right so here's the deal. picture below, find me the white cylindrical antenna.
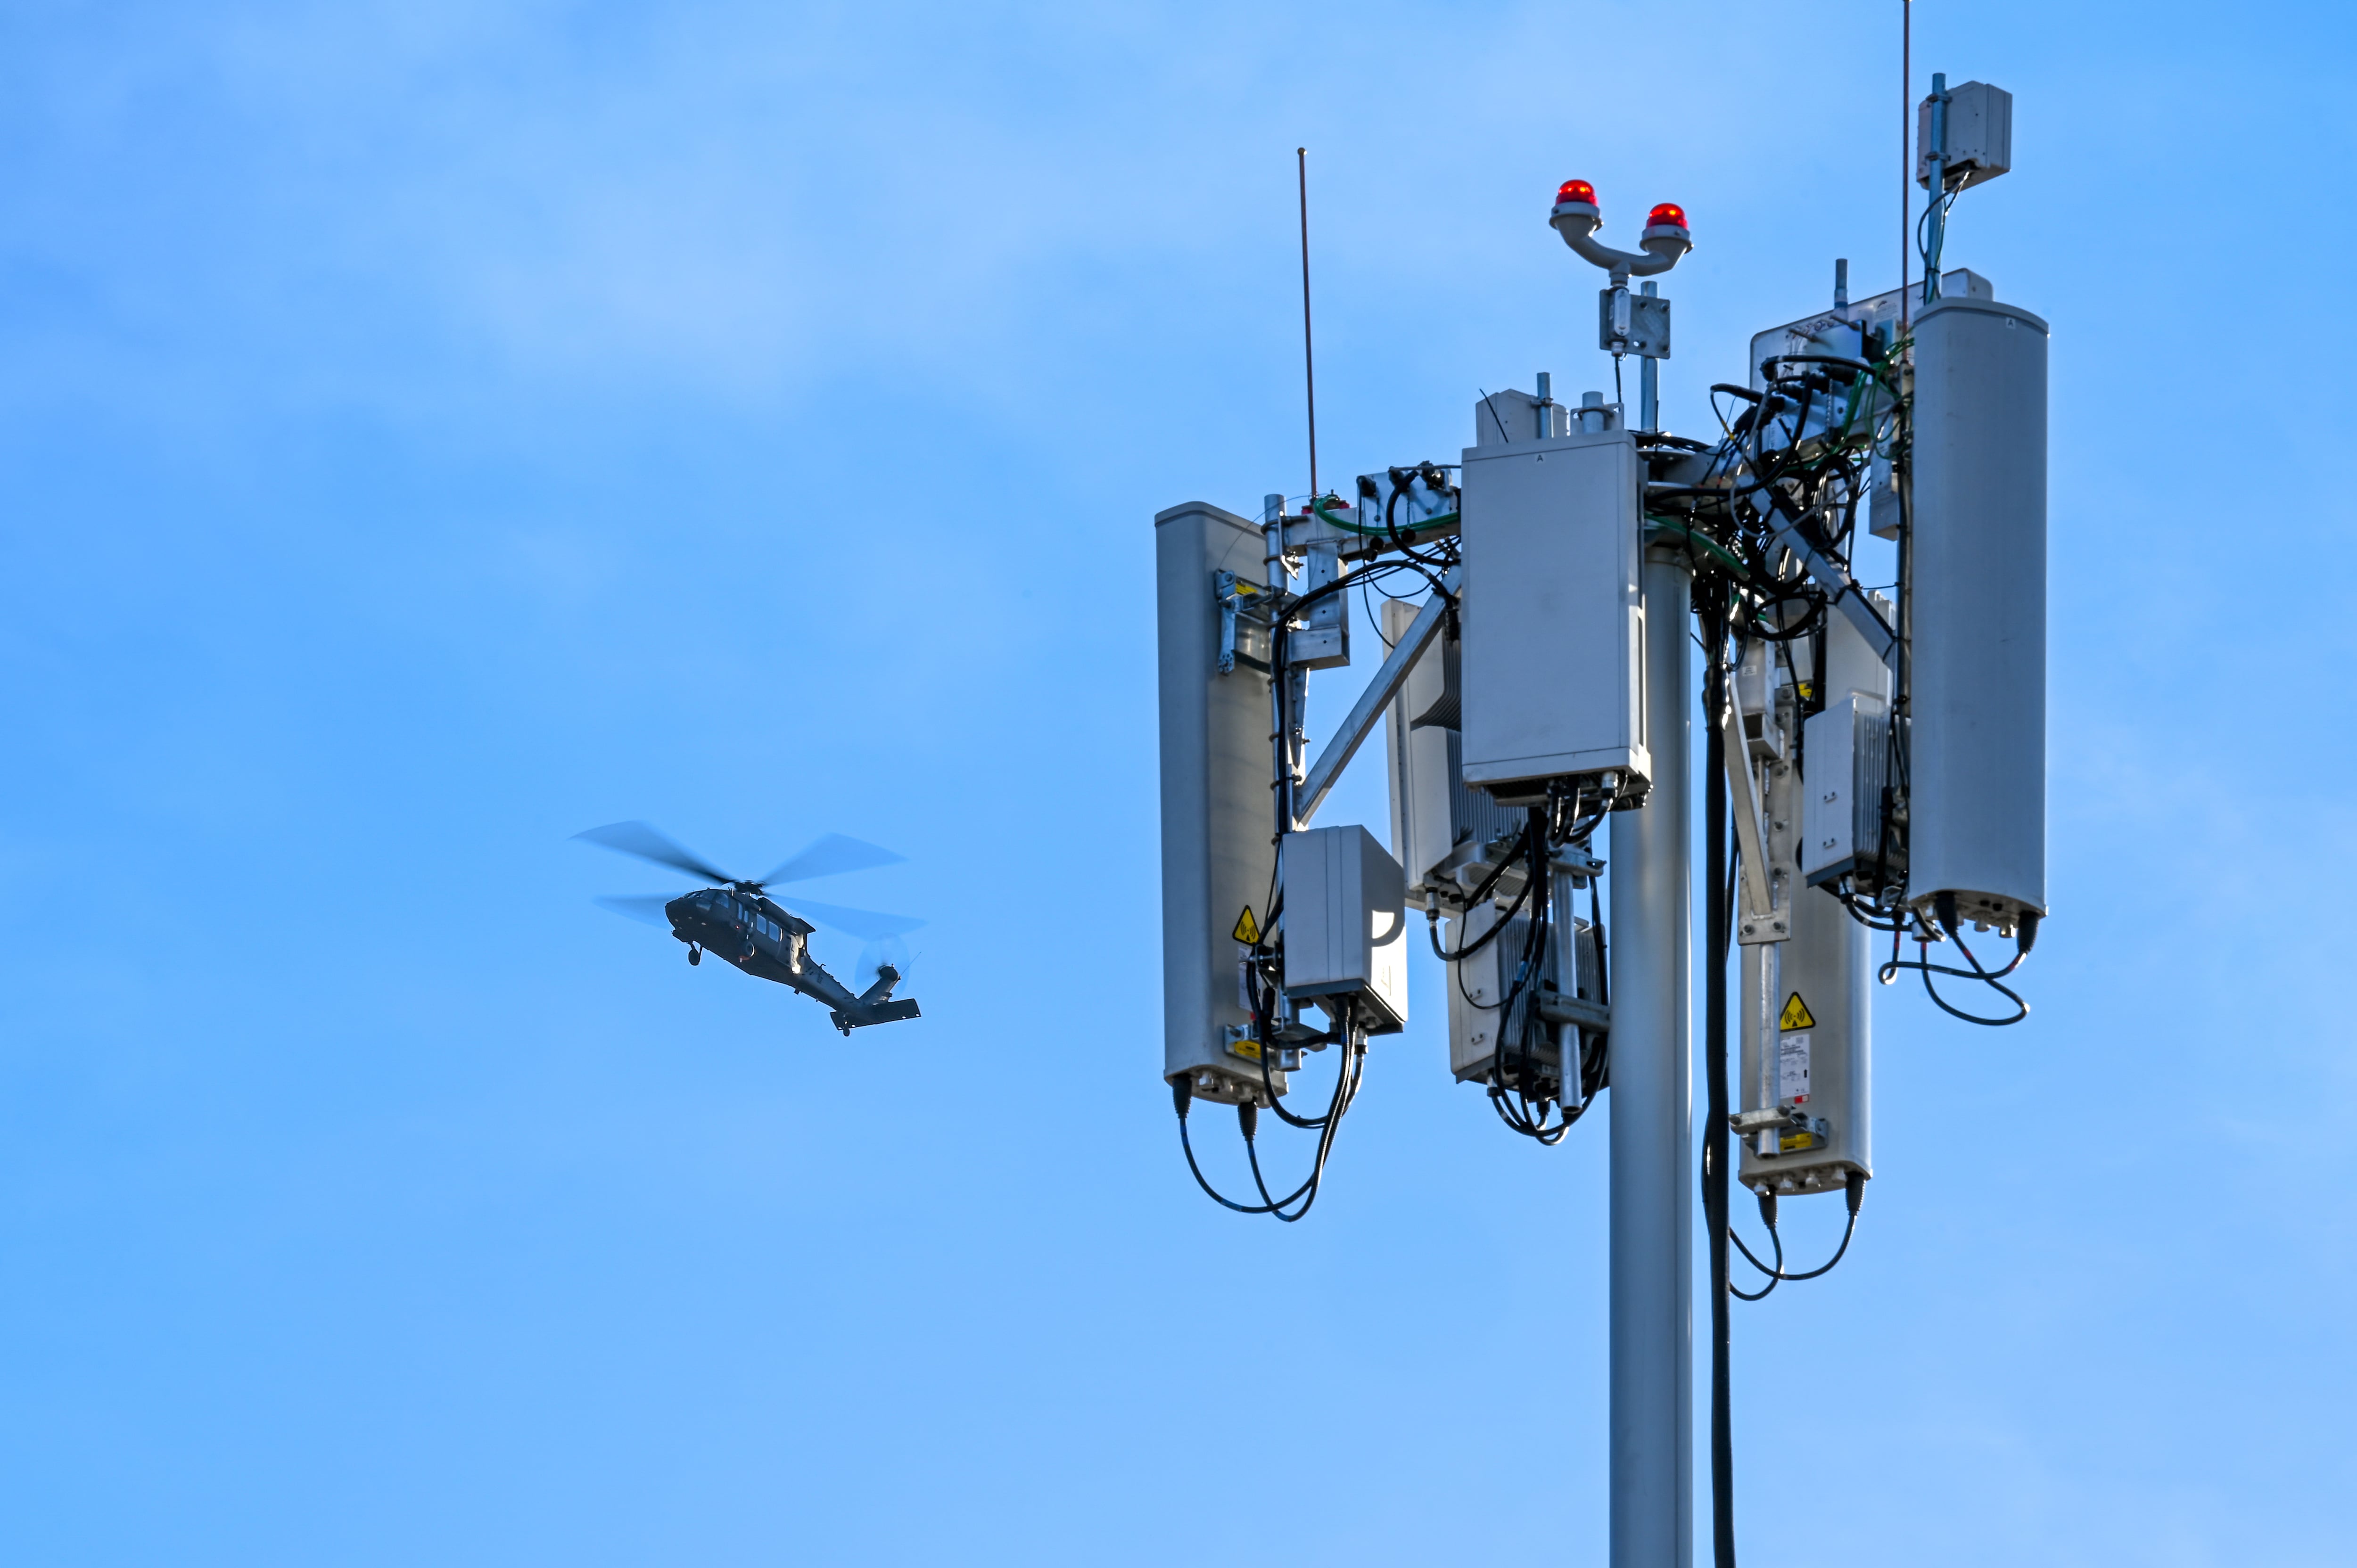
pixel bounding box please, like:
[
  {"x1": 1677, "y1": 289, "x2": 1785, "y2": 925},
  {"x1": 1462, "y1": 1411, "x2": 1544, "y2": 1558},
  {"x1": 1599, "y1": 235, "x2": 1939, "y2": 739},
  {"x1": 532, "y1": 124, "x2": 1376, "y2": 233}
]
[{"x1": 1909, "y1": 296, "x2": 2049, "y2": 938}]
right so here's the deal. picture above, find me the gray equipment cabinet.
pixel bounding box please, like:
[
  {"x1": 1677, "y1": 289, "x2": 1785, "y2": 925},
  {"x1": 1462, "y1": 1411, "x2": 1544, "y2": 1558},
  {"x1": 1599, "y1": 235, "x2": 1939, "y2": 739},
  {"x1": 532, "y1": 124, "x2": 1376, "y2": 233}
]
[
  {"x1": 1281, "y1": 824, "x2": 1410, "y2": 1034},
  {"x1": 1458, "y1": 427, "x2": 1648, "y2": 803},
  {"x1": 1155, "y1": 501, "x2": 1283, "y2": 1105}
]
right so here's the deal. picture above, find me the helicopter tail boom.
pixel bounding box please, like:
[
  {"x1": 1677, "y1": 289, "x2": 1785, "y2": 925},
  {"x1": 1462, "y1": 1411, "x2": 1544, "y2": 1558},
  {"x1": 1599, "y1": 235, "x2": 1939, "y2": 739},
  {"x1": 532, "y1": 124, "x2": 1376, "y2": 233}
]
[{"x1": 824, "y1": 963, "x2": 920, "y2": 1032}]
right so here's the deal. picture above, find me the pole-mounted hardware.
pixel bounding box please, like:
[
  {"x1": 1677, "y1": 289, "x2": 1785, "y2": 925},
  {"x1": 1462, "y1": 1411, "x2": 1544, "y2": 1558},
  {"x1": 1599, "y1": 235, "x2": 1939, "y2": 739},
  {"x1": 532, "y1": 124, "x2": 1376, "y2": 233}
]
[{"x1": 1549, "y1": 180, "x2": 1690, "y2": 365}]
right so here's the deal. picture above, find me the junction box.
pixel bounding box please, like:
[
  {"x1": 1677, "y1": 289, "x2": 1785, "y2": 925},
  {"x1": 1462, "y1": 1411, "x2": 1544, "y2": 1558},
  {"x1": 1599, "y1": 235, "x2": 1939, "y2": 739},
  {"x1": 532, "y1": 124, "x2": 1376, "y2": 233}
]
[
  {"x1": 1458, "y1": 420, "x2": 1648, "y2": 804},
  {"x1": 1281, "y1": 824, "x2": 1410, "y2": 1034}
]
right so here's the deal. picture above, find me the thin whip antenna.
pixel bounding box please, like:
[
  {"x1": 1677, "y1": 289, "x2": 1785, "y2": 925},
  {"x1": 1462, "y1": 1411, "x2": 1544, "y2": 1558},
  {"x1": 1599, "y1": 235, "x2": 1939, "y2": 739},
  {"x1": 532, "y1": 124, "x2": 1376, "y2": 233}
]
[
  {"x1": 1298, "y1": 147, "x2": 1318, "y2": 503},
  {"x1": 1900, "y1": 1, "x2": 1912, "y2": 329}
]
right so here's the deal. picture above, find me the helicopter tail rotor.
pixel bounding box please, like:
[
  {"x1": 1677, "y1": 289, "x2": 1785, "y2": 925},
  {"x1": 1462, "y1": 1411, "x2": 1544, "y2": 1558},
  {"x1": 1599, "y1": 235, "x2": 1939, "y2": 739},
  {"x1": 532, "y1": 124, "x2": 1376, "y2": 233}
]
[{"x1": 851, "y1": 934, "x2": 915, "y2": 997}]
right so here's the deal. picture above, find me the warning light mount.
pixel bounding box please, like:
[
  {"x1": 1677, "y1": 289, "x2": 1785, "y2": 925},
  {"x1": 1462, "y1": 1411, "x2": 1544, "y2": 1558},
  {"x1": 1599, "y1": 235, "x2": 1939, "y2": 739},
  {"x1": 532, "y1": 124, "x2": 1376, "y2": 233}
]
[
  {"x1": 1549, "y1": 179, "x2": 1690, "y2": 365},
  {"x1": 1549, "y1": 180, "x2": 1693, "y2": 283}
]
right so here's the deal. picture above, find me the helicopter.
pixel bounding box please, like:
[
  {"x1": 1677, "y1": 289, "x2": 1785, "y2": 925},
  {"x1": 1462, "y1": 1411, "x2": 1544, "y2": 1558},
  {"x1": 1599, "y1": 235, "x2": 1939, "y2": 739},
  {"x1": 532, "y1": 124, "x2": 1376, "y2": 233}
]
[{"x1": 575, "y1": 821, "x2": 923, "y2": 1034}]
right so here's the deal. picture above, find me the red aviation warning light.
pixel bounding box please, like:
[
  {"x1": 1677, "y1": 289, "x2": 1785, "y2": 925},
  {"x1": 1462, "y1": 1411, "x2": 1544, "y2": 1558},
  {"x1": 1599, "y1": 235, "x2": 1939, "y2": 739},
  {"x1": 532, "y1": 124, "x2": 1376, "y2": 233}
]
[
  {"x1": 1550, "y1": 178, "x2": 1686, "y2": 274},
  {"x1": 1552, "y1": 180, "x2": 1603, "y2": 242}
]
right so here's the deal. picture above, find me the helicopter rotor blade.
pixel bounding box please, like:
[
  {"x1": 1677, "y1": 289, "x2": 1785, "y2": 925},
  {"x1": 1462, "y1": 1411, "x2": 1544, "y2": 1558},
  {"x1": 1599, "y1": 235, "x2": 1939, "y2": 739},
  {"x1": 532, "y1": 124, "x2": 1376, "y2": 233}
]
[
  {"x1": 790, "y1": 899, "x2": 925, "y2": 942},
  {"x1": 758, "y1": 832, "x2": 907, "y2": 888},
  {"x1": 572, "y1": 821, "x2": 738, "y2": 886},
  {"x1": 592, "y1": 894, "x2": 681, "y2": 928}
]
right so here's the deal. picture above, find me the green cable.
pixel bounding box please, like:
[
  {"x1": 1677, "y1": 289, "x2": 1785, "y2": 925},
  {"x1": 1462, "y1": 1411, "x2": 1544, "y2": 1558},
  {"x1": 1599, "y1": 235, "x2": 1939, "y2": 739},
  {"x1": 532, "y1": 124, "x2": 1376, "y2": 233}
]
[
  {"x1": 1310, "y1": 500, "x2": 1387, "y2": 536},
  {"x1": 1645, "y1": 515, "x2": 1750, "y2": 580},
  {"x1": 1310, "y1": 500, "x2": 1459, "y2": 538}
]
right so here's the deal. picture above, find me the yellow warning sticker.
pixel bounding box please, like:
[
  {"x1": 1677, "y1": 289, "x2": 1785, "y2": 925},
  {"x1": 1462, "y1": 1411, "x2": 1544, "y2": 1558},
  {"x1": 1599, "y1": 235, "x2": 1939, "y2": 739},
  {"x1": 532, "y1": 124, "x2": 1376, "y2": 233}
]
[
  {"x1": 1228, "y1": 1036, "x2": 1262, "y2": 1061},
  {"x1": 1232, "y1": 906, "x2": 1261, "y2": 944},
  {"x1": 1779, "y1": 993, "x2": 1816, "y2": 1032}
]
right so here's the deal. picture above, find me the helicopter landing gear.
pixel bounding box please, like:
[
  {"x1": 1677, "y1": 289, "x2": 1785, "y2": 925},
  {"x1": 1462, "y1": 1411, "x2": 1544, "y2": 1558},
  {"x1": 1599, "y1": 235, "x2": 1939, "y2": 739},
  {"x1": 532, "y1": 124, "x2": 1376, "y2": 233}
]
[{"x1": 687, "y1": 944, "x2": 702, "y2": 967}]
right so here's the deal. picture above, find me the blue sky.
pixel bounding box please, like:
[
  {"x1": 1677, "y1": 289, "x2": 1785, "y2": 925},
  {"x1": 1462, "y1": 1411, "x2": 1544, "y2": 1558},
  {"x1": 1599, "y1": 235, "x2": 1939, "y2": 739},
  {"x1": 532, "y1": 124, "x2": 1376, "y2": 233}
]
[{"x1": 1, "y1": 1, "x2": 2350, "y2": 1562}]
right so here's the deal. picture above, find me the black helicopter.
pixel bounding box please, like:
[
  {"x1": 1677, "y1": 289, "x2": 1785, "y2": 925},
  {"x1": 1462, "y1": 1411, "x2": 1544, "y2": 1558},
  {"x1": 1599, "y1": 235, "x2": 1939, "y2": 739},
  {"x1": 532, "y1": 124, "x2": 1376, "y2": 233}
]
[{"x1": 575, "y1": 821, "x2": 923, "y2": 1034}]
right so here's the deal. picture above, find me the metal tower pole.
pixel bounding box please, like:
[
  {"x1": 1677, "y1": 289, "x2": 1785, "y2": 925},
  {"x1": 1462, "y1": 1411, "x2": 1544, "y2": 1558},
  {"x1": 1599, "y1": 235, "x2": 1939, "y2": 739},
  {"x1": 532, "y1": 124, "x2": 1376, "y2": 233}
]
[{"x1": 1609, "y1": 544, "x2": 1695, "y2": 1568}]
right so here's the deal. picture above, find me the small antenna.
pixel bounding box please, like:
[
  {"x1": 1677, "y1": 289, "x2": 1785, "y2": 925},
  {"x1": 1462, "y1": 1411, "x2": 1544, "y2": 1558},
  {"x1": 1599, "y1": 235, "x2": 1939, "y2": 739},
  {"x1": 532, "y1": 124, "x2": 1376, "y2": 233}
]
[
  {"x1": 1298, "y1": 147, "x2": 1319, "y2": 504},
  {"x1": 1900, "y1": 0, "x2": 1912, "y2": 328},
  {"x1": 1477, "y1": 388, "x2": 1513, "y2": 445}
]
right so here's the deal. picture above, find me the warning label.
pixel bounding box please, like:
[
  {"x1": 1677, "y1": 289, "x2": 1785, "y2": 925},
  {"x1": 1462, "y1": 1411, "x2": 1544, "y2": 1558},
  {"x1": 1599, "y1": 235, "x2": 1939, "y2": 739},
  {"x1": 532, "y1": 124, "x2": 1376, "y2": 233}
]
[
  {"x1": 1232, "y1": 906, "x2": 1261, "y2": 944},
  {"x1": 1779, "y1": 992, "x2": 1816, "y2": 1032},
  {"x1": 1778, "y1": 1030, "x2": 1812, "y2": 1104}
]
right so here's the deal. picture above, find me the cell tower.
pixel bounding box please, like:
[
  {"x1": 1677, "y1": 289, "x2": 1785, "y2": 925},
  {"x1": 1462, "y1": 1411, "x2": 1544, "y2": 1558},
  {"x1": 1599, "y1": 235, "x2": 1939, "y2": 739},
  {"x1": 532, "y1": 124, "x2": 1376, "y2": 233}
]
[{"x1": 1152, "y1": 75, "x2": 2035, "y2": 1567}]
